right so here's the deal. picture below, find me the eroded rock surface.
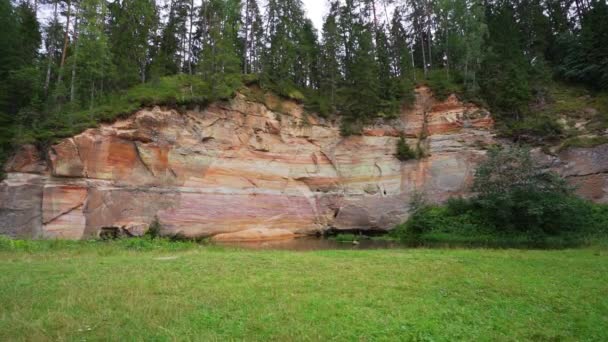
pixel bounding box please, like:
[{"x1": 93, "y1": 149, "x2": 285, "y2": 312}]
[{"x1": 8, "y1": 85, "x2": 603, "y2": 240}]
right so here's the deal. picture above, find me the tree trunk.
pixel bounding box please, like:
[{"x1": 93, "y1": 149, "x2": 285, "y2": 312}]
[
  {"x1": 44, "y1": 1, "x2": 59, "y2": 96},
  {"x1": 243, "y1": 0, "x2": 250, "y2": 74},
  {"x1": 371, "y1": 0, "x2": 378, "y2": 32},
  {"x1": 445, "y1": 22, "x2": 449, "y2": 79},
  {"x1": 421, "y1": 33, "x2": 427, "y2": 78},
  {"x1": 188, "y1": 0, "x2": 194, "y2": 75},
  {"x1": 57, "y1": 0, "x2": 72, "y2": 85},
  {"x1": 426, "y1": 2, "x2": 432, "y2": 70},
  {"x1": 70, "y1": 14, "x2": 79, "y2": 103},
  {"x1": 141, "y1": 60, "x2": 146, "y2": 83},
  {"x1": 411, "y1": 49, "x2": 416, "y2": 82},
  {"x1": 90, "y1": 83, "x2": 95, "y2": 110}
]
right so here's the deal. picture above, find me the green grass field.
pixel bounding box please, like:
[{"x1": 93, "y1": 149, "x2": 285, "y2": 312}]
[{"x1": 0, "y1": 240, "x2": 607, "y2": 341}]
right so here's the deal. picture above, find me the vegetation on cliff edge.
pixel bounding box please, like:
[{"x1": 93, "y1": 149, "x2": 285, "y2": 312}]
[{"x1": 3, "y1": 0, "x2": 608, "y2": 168}]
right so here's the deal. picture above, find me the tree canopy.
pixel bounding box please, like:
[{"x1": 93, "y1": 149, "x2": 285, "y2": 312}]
[{"x1": 1, "y1": 0, "x2": 607, "y2": 165}]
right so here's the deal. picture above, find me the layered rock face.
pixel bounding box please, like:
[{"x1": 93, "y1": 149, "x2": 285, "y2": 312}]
[{"x1": 2, "y1": 86, "x2": 602, "y2": 240}]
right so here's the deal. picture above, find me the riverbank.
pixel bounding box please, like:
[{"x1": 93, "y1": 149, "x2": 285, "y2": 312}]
[{"x1": 0, "y1": 239, "x2": 606, "y2": 340}]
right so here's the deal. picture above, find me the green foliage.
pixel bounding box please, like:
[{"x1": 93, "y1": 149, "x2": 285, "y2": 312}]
[
  {"x1": 0, "y1": 235, "x2": 198, "y2": 253},
  {"x1": 15, "y1": 75, "x2": 221, "y2": 145},
  {"x1": 1, "y1": 244, "x2": 608, "y2": 340},
  {"x1": 560, "y1": 136, "x2": 608, "y2": 151},
  {"x1": 330, "y1": 234, "x2": 359, "y2": 243},
  {"x1": 470, "y1": 146, "x2": 582, "y2": 235},
  {"x1": 339, "y1": 119, "x2": 364, "y2": 137},
  {"x1": 395, "y1": 137, "x2": 417, "y2": 161},
  {"x1": 556, "y1": 1, "x2": 608, "y2": 90},
  {"x1": 425, "y1": 70, "x2": 462, "y2": 101},
  {"x1": 146, "y1": 217, "x2": 162, "y2": 239},
  {"x1": 108, "y1": 0, "x2": 159, "y2": 88},
  {"x1": 394, "y1": 146, "x2": 608, "y2": 244},
  {"x1": 500, "y1": 113, "x2": 564, "y2": 140},
  {"x1": 198, "y1": 0, "x2": 243, "y2": 100},
  {"x1": 392, "y1": 203, "x2": 488, "y2": 243}
]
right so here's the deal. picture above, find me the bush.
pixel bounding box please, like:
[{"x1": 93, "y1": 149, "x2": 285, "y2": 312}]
[
  {"x1": 395, "y1": 137, "x2": 417, "y2": 161},
  {"x1": 471, "y1": 146, "x2": 584, "y2": 235},
  {"x1": 474, "y1": 189, "x2": 592, "y2": 235},
  {"x1": 340, "y1": 119, "x2": 364, "y2": 136},
  {"x1": 13, "y1": 74, "x2": 234, "y2": 146},
  {"x1": 426, "y1": 70, "x2": 463, "y2": 101},
  {"x1": 146, "y1": 217, "x2": 162, "y2": 239},
  {"x1": 502, "y1": 113, "x2": 564, "y2": 140},
  {"x1": 392, "y1": 203, "x2": 488, "y2": 243},
  {"x1": 393, "y1": 146, "x2": 608, "y2": 245}
]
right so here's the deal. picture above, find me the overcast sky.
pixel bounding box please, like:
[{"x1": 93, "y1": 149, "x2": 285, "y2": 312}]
[
  {"x1": 302, "y1": 0, "x2": 329, "y2": 31},
  {"x1": 38, "y1": 0, "x2": 330, "y2": 29}
]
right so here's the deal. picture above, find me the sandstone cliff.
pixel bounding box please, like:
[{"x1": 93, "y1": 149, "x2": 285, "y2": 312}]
[{"x1": 0, "y1": 86, "x2": 605, "y2": 240}]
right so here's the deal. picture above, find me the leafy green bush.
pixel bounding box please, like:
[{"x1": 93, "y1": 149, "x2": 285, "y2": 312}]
[
  {"x1": 395, "y1": 137, "x2": 417, "y2": 161},
  {"x1": 12, "y1": 74, "x2": 238, "y2": 146},
  {"x1": 502, "y1": 113, "x2": 564, "y2": 140},
  {"x1": 146, "y1": 217, "x2": 162, "y2": 239},
  {"x1": 340, "y1": 119, "x2": 364, "y2": 136},
  {"x1": 393, "y1": 146, "x2": 608, "y2": 245},
  {"x1": 392, "y1": 201, "x2": 489, "y2": 243},
  {"x1": 425, "y1": 70, "x2": 463, "y2": 101},
  {"x1": 471, "y1": 146, "x2": 583, "y2": 235}
]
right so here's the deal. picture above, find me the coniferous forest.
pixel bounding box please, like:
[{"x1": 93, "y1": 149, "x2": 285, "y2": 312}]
[{"x1": 1, "y1": 0, "x2": 607, "y2": 166}]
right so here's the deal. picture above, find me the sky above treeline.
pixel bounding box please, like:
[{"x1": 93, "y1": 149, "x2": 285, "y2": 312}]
[
  {"x1": 38, "y1": 0, "x2": 331, "y2": 31},
  {"x1": 302, "y1": 0, "x2": 329, "y2": 30}
]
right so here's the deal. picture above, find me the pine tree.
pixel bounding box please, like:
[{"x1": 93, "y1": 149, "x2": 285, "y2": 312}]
[
  {"x1": 151, "y1": 0, "x2": 184, "y2": 78},
  {"x1": 341, "y1": 21, "x2": 381, "y2": 121},
  {"x1": 389, "y1": 7, "x2": 414, "y2": 82},
  {"x1": 108, "y1": 0, "x2": 159, "y2": 87},
  {"x1": 199, "y1": 0, "x2": 242, "y2": 99},
  {"x1": 70, "y1": 0, "x2": 114, "y2": 108},
  {"x1": 319, "y1": 1, "x2": 342, "y2": 111},
  {"x1": 376, "y1": 27, "x2": 398, "y2": 113},
  {"x1": 557, "y1": 0, "x2": 608, "y2": 89},
  {"x1": 0, "y1": 0, "x2": 20, "y2": 114},
  {"x1": 262, "y1": 0, "x2": 307, "y2": 91},
  {"x1": 479, "y1": 2, "x2": 530, "y2": 118},
  {"x1": 42, "y1": 0, "x2": 63, "y2": 96},
  {"x1": 241, "y1": 0, "x2": 263, "y2": 74},
  {"x1": 295, "y1": 19, "x2": 320, "y2": 89}
]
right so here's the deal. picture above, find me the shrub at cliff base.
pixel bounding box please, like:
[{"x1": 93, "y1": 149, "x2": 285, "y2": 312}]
[{"x1": 394, "y1": 146, "x2": 608, "y2": 245}]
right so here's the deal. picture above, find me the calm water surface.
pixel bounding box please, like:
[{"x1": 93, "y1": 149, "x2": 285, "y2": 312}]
[{"x1": 213, "y1": 237, "x2": 406, "y2": 251}]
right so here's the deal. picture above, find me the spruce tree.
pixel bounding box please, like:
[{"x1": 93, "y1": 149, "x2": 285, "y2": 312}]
[
  {"x1": 262, "y1": 0, "x2": 307, "y2": 92},
  {"x1": 0, "y1": 0, "x2": 20, "y2": 114},
  {"x1": 341, "y1": 22, "x2": 380, "y2": 121},
  {"x1": 70, "y1": 0, "x2": 114, "y2": 108},
  {"x1": 108, "y1": 0, "x2": 159, "y2": 87},
  {"x1": 319, "y1": 1, "x2": 342, "y2": 112},
  {"x1": 241, "y1": 0, "x2": 263, "y2": 74},
  {"x1": 199, "y1": 0, "x2": 242, "y2": 99}
]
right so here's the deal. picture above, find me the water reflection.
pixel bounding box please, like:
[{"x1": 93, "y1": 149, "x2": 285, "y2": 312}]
[
  {"x1": 211, "y1": 236, "x2": 579, "y2": 251},
  {"x1": 213, "y1": 236, "x2": 406, "y2": 251}
]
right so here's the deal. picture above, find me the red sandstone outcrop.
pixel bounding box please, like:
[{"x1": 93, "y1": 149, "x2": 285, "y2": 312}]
[{"x1": 1, "y1": 86, "x2": 604, "y2": 240}]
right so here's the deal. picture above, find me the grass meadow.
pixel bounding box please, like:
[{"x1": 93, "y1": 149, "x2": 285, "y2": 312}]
[{"x1": 0, "y1": 239, "x2": 607, "y2": 341}]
